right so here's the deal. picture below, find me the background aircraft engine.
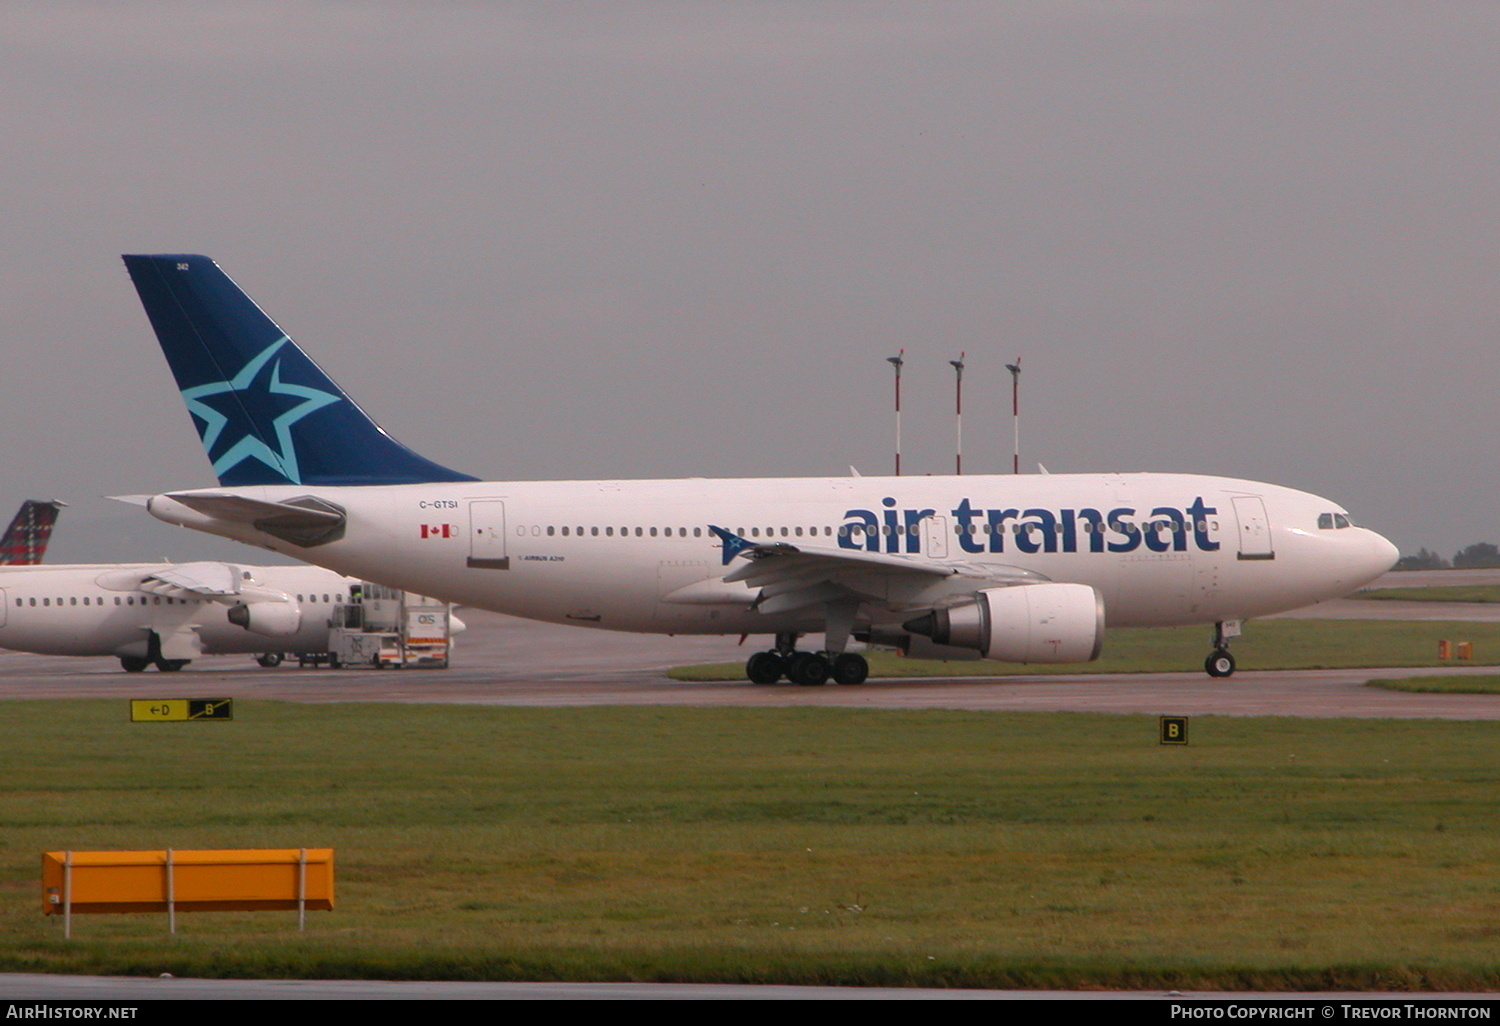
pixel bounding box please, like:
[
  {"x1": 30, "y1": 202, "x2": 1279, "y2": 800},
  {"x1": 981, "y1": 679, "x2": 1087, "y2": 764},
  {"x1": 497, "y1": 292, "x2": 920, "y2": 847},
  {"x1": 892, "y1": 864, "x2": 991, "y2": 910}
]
[
  {"x1": 226, "y1": 601, "x2": 302, "y2": 637},
  {"x1": 903, "y1": 583, "x2": 1104, "y2": 664}
]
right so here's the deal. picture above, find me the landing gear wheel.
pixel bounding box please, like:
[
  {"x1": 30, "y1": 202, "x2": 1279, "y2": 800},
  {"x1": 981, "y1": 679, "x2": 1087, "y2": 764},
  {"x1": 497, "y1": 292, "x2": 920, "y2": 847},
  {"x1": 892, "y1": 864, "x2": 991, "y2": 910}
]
[
  {"x1": 155, "y1": 659, "x2": 188, "y2": 672},
  {"x1": 830, "y1": 652, "x2": 869, "y2": 685},
  {"x1": 787, "y1": 652, "x2": 830, "y2": 687},
  {"x1": 1204, "y1": 649, "x2": 1236, "y2": 678},
  {"x1": 256, "y1": 652, "x2": 284, "y2": 668},
  {"x1": 328, "y1": 654, "x2": 342, "y2": 669},
  {"x1": 120, "y1": 656, "x2": 148, "y2": 673},
  {"x1": 745, "y1": 651, "x2": 785, "y2": 684}
]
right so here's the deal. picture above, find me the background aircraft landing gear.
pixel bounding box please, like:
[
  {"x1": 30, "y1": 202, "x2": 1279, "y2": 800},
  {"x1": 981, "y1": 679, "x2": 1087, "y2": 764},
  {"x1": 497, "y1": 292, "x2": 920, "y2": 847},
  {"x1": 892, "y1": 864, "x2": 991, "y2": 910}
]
[
  {"x1": 154, "y1": 659, "x2": 188, "y2": 672},
  {"x1": 120, "y1": 656, "x2": 148, "y2": 673},
  {"x1": 256, "y1": 652, "x2": 284, "y2": 668}
]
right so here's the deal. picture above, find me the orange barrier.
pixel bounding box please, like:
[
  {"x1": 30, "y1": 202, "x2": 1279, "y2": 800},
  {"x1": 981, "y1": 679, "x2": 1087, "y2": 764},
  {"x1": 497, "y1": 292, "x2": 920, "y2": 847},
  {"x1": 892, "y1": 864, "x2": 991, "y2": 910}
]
[
  {"x1": 43, "y1": 848, "x2": 333, "y2": 937},
  {"x1": 1457, "y1": 641, "x2": 1473, "y2": 660}
]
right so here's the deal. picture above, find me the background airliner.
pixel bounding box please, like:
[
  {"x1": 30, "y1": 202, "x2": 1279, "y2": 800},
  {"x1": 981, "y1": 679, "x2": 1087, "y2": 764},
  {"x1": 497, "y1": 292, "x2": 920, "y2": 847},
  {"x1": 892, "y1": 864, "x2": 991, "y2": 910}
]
[
  {"x1": 119, "y1": 254, "x2": 1398, "y2": 684},
  {"x1": 0, "y1": 558, "x2": 359, "y2": 671}
]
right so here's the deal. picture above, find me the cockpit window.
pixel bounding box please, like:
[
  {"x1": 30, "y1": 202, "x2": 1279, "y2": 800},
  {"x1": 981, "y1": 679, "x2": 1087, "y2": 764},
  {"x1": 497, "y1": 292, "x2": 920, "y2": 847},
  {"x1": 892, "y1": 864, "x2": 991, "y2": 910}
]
[
  {"x1": 1318, "y1": 512, "x2": 1353, "y2": 530},
  {"x1": 1334, "y1": 513, "x2": 1351, "y2": 529}
]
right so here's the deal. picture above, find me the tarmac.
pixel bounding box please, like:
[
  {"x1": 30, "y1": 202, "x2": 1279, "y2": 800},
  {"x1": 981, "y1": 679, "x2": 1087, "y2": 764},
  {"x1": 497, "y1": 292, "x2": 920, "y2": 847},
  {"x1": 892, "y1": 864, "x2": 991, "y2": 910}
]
[{"x1": 1, "y1": 570, "x2": 1497, "y2": 720}]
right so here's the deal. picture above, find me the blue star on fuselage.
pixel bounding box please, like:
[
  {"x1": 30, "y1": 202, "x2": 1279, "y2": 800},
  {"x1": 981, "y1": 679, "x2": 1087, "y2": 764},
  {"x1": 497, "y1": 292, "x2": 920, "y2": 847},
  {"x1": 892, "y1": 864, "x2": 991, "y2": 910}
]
[{"x1": 180, "y1": 337, "x2": 342, "y2": 484}]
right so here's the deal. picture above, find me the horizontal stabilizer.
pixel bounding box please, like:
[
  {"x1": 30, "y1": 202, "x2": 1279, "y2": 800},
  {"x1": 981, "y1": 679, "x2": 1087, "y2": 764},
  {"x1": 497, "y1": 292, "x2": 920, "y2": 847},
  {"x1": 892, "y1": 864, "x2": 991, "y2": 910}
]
[
  {"x1": 160, "y1": 492, "x2": 347, "y2": 548},
  {"x1": 164, "y1": 492, "x2": 343, "y2": 527}
]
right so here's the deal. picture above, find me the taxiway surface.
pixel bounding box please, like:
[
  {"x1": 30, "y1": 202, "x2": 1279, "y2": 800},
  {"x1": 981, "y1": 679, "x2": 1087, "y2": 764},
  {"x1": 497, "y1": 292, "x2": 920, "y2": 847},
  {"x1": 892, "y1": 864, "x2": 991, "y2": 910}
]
[{"x1": 2, "y1": 570, "x2": 1497, "y2": 718}]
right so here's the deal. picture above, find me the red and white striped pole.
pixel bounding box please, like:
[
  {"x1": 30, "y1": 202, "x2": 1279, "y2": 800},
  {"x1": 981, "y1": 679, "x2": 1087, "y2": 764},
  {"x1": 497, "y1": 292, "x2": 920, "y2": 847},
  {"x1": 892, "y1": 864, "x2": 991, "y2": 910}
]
[
  {"x1": 887, "y1": 350, "x2": 905, "y2": 476},
  {"x1": 1006, "y1": 357, "x2": 1021, "y2": 474},
  {"x1": 950, "y1": 352, "x2": 965, "y2": 475}
]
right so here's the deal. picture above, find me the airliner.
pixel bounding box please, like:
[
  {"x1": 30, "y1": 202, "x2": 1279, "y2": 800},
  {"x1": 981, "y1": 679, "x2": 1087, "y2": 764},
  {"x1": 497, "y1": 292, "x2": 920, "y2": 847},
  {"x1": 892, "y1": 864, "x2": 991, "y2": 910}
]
[
  {"x1": 118, "y1": 254, "x2": 1399, "y2": 685},
  {"x1": 0, "y1": 557, "x2": 360, "y2": 671}
]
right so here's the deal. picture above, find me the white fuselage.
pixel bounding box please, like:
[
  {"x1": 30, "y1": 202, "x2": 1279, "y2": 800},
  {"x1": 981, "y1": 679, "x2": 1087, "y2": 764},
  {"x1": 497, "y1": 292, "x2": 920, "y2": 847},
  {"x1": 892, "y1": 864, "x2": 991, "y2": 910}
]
[
  {"x1": 0, "y1": 563, "x2": 356, "y2": 659},
  {"x1": 145, "y1": 472, "x2": 1398, "y2": 639}
]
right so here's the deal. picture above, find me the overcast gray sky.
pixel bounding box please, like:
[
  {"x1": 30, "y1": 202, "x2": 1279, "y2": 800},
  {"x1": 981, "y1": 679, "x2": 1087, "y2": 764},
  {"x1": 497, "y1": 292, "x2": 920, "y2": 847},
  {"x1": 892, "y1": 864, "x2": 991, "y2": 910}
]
[{"x1": 1, "y1": 1, "x2": 1496, "y2": 563}]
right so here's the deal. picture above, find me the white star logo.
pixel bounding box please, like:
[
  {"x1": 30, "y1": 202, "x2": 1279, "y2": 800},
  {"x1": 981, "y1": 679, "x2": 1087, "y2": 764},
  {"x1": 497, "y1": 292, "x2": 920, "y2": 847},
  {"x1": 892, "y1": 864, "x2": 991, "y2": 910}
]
[{"x1": 180, "y1": 337, "x2": 342, "y2": 484}]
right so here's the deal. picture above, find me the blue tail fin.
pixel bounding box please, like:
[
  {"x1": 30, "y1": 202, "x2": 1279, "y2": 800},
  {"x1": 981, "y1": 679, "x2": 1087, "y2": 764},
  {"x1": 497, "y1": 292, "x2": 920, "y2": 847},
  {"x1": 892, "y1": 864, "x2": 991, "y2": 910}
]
[{"x1": 122, "y1": 254, "x2": 476, "y2": 487}]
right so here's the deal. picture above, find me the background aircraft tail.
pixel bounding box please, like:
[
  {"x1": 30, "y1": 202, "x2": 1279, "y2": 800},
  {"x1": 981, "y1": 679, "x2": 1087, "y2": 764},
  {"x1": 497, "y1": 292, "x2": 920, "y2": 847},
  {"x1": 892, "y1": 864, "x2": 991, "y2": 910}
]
[
  {"x1": 0, "y1": 500, "x2": 64, "y2": 565},
  {"x1": 122, "y1": 254, "x2": 476, "y2": 488}
]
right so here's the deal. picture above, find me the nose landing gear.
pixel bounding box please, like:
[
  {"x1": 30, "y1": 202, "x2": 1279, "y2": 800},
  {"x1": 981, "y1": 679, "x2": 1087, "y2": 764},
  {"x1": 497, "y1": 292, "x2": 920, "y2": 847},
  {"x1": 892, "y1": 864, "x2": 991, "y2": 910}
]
[
  {"x1": 1204, "y1": 649, "x2": 1236, "y2": 677},
  {"x1": 1204, "y1": 620, "x2": 1239, "y2": 677}
]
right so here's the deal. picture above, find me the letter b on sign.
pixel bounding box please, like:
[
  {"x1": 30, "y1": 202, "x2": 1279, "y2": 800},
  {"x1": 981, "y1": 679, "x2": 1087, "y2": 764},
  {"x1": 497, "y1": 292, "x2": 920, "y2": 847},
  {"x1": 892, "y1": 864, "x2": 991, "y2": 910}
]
[{"x1": 1159, "y1": 716, "x2": 1188, "y2": 745}]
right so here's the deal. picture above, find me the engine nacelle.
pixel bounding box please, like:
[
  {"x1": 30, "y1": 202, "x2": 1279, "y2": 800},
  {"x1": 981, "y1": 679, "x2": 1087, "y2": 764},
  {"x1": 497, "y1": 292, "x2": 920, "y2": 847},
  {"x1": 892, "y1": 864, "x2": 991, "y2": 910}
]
[
  {"x1": 902, "y1": 583, "x2": 1104, "y2": 664},
  {"x1": 227, "y1": 601, "x2": 302, "y2": 637}
]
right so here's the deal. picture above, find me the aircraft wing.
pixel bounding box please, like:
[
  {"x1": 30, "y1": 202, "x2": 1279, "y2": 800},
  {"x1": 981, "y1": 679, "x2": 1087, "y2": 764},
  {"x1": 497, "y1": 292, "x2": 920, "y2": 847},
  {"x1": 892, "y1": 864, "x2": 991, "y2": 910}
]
[
  {"x1": 709, "y1": 526, "x2": 1045, "y2": 615},
  {"x1": 94, "y1": 560, "x2": 295, "y2": 608},
  {"x1": 138, "y1": 561, "x2": 245, "y2": 598}
]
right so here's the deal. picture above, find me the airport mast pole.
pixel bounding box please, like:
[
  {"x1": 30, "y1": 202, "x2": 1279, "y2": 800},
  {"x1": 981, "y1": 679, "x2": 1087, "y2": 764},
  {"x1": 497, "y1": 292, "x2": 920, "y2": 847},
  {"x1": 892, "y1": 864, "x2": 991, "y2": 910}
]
[
  {"x1": 950, "y1": 352, "x2": 965, "y2": 475},
  {"x1": 1006, "y1": 358, "x2": 1021, "y2": 474},
  {"x1": 887, "y1": 350, "x2": 904, "y2": 476}
]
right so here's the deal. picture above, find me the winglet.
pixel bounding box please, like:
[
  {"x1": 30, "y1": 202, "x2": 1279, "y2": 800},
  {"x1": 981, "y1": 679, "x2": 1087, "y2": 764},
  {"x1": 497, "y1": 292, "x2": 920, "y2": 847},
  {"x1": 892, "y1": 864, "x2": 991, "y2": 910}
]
[
  {"x1": 708, "y1": 525, "x2": 758, "y2": 566},
  {"x1": 122, "y1": 254, "x2": 477, "y2": 487}
]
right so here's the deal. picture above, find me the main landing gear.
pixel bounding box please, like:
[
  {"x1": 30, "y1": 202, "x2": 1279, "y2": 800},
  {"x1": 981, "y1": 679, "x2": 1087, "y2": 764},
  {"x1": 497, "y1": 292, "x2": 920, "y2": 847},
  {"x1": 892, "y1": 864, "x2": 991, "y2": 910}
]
[
  {"x1": 1204, "y1": 620, "x2": 1237, "y2": 678},
  {"x1": 745, "y1": 632, "x2": 868, "y2": 686},
  {"x1": 118, "y1": 655, "x2": 188, "y2": 672}
]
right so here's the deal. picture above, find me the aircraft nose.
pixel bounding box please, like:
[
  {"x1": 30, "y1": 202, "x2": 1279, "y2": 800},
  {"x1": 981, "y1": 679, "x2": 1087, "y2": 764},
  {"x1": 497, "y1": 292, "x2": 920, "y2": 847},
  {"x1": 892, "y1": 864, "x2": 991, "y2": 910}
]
[{"x1": 1360, "y1": 530, "x2": 1400, "y2": 582}]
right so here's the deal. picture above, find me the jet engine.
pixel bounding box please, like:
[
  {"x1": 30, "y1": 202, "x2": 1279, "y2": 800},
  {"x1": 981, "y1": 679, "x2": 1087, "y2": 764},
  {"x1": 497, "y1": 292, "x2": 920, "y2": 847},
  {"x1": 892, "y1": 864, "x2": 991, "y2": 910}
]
[
  {"x1": 902, "y1": 583, "x2": 1104, "y2": 664},
  {"x1": 227, "y1": 601, "x2": 302, "y2": 637}
]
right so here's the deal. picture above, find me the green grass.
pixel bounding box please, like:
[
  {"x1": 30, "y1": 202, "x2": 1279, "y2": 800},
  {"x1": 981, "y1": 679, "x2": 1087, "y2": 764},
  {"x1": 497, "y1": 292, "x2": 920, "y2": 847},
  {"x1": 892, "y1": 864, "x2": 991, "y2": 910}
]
[
  {"x1": 1369, "y1": 675, "x2": 1500, "y2": 695},
  {"x1": 1360, "y1": 586, "x2": 1500, "y2": 604},
  {"x1": 671, "y1": 619, "x2": 1500, "y2": 680},
  {"x1": 4, "y1": 701, "x2": 1500, "y2": 990}
]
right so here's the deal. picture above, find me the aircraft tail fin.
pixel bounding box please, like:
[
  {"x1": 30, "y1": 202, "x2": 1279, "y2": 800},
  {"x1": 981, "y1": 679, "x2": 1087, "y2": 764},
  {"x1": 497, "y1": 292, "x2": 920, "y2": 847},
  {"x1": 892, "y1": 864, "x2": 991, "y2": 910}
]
[
  {"x1": 0, "y1": 500, "x2": 64, "y2": 565},
  {"x1": 121, "y1": 254, "x2": 476, "y2": 487}
]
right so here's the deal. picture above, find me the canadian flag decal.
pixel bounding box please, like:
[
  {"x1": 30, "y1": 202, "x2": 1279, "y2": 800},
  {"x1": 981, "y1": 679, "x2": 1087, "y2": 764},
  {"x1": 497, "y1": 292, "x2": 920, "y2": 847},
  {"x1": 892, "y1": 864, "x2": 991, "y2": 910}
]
[{"x1": 420, "y1": 524, "x2": 454, "y2": 539}]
